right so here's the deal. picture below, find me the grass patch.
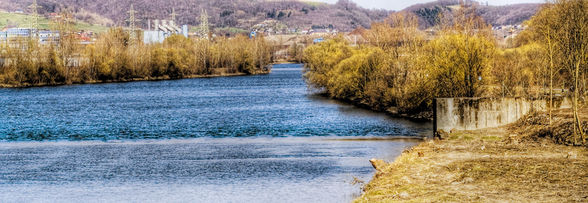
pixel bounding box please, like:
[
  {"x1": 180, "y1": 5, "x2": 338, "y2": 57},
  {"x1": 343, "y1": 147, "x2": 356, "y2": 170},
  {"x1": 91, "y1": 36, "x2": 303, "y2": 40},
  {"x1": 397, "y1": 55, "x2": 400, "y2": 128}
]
[
  {"x1": 301, "y1": 1, "x2": 327, "y2": 7},
  {"x1": 447, "y1": 132, "x2": 475, "y2": 141},
  {"x1": 0, "y1": 12, "x2": 51, "y2": 30},
  {"x1": 0, "y1": 12, "x2": 108, "y2": 33},
  {"x1": 75, "y1": 21, "x2": 109, "y2": 33},
  {"x1": 481, "y1": 135, "x2": 502, "y2": 141}
]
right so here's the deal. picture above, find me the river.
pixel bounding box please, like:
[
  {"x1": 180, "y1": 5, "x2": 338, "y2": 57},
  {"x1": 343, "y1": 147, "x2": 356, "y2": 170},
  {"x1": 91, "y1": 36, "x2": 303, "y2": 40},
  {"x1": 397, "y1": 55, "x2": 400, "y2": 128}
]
[{"x1": 0, "y1": 64, "x2": 431, "y2": 202}]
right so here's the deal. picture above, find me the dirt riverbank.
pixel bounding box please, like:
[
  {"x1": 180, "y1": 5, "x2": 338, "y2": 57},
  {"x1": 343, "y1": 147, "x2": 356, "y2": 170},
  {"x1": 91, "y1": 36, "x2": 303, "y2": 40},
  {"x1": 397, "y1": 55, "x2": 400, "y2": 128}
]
[{"x1": 356, "y1": 108, "x2": 588, "y2": 202}]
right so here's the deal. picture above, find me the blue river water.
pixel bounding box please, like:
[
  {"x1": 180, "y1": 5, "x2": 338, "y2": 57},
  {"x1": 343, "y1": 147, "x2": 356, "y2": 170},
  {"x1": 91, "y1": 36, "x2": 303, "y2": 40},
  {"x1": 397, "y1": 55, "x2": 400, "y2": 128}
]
[{"x1": 0, "y1": 64, "x2": 431, "y2": 202}]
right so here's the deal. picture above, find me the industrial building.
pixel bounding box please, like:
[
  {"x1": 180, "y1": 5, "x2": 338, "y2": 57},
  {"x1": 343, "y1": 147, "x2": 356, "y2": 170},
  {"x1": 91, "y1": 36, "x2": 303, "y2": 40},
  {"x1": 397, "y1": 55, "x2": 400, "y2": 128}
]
[
  {"x1": 143, "y1": 19, "x2": 188, "y2": 44},
  {"x1": 0, "y1": 28, "x2": 60, "y2": 44}
]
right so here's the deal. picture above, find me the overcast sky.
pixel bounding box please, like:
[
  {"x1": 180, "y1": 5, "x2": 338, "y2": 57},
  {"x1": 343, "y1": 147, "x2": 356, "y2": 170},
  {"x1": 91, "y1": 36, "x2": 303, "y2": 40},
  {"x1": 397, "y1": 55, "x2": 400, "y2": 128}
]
[{"x1": 315, "y1": 0, "x2": 546, "y2": 11}]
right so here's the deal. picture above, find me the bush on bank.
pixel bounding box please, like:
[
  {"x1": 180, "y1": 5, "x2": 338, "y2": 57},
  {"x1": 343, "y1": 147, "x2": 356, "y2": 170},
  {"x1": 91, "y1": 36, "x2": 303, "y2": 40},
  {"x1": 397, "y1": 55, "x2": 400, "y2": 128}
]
[
  {"x1": 303, "y1": 1, "x2": 587, "y2": 117},
  {"x1": 0, "y1": 28, "x2": 273, "y2": 86}
]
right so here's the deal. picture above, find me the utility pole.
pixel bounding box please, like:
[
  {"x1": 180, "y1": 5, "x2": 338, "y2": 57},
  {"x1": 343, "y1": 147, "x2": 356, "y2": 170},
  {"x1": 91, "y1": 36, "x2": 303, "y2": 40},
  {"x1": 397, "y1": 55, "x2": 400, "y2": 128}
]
[
  {"x1": 127, "y1": 4, "x2": 139, "y2": 41},
  {"x1": 170, "y1": 8, "x2": 178, "y2": 23}
]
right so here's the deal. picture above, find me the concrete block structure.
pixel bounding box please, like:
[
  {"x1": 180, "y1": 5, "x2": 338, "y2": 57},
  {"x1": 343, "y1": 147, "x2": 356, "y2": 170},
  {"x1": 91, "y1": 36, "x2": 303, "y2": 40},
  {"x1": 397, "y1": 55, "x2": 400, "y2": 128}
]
[{"x1": 434, "y1": 97, "x2": 571, "y2": 132}]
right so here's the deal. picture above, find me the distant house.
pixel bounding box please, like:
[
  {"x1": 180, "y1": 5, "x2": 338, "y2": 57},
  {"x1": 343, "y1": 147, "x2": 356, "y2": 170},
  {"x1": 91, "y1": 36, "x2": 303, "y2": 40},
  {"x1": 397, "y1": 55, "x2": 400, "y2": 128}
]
[
  {"x1": 5, "y1": 28, "x2": 33, "y2": 38},
  {"x1": 313, "y1": 29, "x2": 328, "y2": 34},
  {"x1": 313, "y1": 37, "x2": 324, "y2": 44},
  {"x1": 38, "y1": 30, "x2": 60, "y2": 44},
  {"x1": 308, "y1": 28, "x2": 337, "y2": 36},
  {"x1": 0, "y1": 31, "x2": 6, "y2": 42},
  {"x1": 1, "y1": 28, "x2": 61, "y2": 44},
  {"x1": 0, "y1": 27, "x2": 100, "y2": 47},
  {"x1": 48, "y1": 13, "x2": 61, "y2": 20}
]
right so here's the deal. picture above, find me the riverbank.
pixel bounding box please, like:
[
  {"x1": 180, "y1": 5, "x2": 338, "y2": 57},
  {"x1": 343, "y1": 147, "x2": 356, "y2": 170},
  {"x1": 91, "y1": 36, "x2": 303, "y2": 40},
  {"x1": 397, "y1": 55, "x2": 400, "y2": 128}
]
[
  {"x1": 356, "y1": 109, "x2": 588, "y2": 202},
  {"x1": 0, "y1": 70, "x2": 270, "y2": 88},
  {"x1": 311, "y1": 93, "x2": 434, "y2": 122}
]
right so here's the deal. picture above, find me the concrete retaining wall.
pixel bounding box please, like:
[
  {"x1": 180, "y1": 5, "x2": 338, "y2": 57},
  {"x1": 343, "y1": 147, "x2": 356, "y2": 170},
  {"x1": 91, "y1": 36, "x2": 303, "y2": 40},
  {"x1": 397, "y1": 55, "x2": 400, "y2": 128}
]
[{"x1": 434, "y1": 97, "x2": 571, "y2": 132}]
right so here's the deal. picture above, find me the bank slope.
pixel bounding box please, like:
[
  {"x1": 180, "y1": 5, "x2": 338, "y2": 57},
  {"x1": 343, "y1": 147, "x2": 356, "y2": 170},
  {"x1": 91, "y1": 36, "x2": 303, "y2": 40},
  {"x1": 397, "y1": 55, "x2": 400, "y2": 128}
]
[{"x1": 356, "y1": 113, "x2": 588, "y2": 202}]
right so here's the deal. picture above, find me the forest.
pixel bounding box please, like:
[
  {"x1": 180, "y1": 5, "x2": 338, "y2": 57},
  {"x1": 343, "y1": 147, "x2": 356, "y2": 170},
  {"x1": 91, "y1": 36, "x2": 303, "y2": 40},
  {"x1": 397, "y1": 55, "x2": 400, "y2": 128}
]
[
  {"x1": 0, "y1": 0, "x2": 540, "y2": 34},
  {"x1": 0, "y1": 26, "x2": 273, "y2": 86},
  {"x1": 0, "y1": 0, "x2": 389, "y2": 32},
  {"x1": 404, "y1": 0, "x2": 540, "y2": 28},
  {"x1": 303, "y1": 0, "x2": 587, "y2": 138}
]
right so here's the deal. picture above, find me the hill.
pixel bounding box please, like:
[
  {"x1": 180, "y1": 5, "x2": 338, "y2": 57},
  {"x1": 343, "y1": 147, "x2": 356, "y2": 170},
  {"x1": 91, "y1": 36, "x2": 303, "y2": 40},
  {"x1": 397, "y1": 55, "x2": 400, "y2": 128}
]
[
  {"x1": 0, "y1": 0, "x2": 541, "y2": 33},
  {"x1": 0, "y1": 11, "x2": 109, "y2": 33},
  {"x1": 0, "y1": 0, "x2": 389, "y2": 32},
  {"x1": 403, "y1": 0, "x2": 541, "y2": 28}
]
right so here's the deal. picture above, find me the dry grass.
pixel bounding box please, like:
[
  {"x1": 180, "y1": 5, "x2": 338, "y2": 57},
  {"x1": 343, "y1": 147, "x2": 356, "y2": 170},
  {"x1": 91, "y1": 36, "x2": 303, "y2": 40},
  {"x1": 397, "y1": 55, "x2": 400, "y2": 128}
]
[
  {"x1": 514, "y1": 107, "x2": 588, "y2": 146},
  {"x1": 356, "y1": 113, "x2": 588, "y2": 202}
]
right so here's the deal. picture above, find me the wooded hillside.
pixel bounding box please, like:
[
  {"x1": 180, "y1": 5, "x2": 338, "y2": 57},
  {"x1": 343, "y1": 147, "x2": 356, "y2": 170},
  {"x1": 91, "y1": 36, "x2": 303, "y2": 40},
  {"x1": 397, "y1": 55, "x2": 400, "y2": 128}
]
[
  {"x1": 0, "y1": 0, "x2": 389, "y2": 31},
  {"x1": 0, "y1": 0, "x2": 540, "y2": 32},
  {"x1": 403, "y1": 0, "x2": 540, "y2": 28}
]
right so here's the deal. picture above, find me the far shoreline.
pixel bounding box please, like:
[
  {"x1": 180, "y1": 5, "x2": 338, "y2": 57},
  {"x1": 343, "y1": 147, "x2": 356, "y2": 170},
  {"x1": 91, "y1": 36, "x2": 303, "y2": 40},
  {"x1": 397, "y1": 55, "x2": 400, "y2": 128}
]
[{"x1": 0, "y1": 70, "x2": 271, "y2": 88}]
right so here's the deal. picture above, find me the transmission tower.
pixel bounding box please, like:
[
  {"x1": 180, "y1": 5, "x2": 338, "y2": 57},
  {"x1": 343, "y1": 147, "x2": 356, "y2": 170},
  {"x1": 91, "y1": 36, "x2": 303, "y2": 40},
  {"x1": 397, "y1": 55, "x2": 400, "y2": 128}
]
[
  {"x1": 127, "y1": 4, "x2": 139, "y2": 41},
  {"x1": 170, "y1": 8, "x2": 178, "y2": 23},
  {"x1": 28, "y1": 0, "x2": 41, "y2": 35},
  {"x1": 199, "y1": 9, "x2": 209, "y2": 40}
]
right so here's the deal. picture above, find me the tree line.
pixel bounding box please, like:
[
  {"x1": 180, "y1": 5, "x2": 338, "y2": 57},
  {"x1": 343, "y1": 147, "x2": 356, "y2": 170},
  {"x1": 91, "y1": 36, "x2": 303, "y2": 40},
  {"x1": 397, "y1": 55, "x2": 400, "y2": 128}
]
[
  {"x1": 303, "y1": 0, "x2": 586, "y2": 143},
  {"x1": 0, "y1": 27, "x2": 273, "y2": 86},
  {"x1": 303, "y1": 4, "x2": 495, "y2": 114}
]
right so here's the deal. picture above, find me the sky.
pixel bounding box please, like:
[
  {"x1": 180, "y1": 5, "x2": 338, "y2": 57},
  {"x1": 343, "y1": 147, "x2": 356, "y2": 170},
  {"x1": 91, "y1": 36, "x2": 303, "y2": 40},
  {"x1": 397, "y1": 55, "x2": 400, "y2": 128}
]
[{"x1": 314, "y1": 0, "x2": 546, "y2": 11}]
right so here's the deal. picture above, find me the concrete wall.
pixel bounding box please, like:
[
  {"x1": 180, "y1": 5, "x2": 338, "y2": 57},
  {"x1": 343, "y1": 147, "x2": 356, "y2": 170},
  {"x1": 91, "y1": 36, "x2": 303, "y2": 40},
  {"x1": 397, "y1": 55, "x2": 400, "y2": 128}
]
[{"x1": 434, "y1": 97, "x2": 571, "y2": 132}]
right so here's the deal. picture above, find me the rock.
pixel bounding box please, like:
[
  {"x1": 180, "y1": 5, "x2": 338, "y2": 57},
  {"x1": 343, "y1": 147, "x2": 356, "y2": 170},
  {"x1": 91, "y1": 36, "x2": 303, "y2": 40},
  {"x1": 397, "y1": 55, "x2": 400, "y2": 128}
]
[
  {"x1": 463, "y1": 177, "x2": 474, "y2": 183},
  {"x1": 369, "y1": 159, "x2": 387, "y2": 172},
  {"x1": 567, "y1": 151, "x2": 578, "y2": 159},
  {"x1": 401, "y1": 176, "x2": 412, "y2": 184},
  {"x1": 387, "y1": 107, "x2": 399, "y2": 114},
  {"x1": 435, "y1": 130, "x2": 449, "y2": 140},
  {"x1": 507, "y1": 134, "x2": 519, "y2": 145},
  {"x1": 399, "y1": 192, "x2": 409, "y2": 198}
]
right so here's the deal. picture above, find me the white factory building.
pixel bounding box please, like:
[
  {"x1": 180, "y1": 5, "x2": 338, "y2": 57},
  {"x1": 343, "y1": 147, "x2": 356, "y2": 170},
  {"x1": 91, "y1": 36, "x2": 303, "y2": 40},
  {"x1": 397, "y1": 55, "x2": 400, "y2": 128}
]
[{"x1": 143, "y1": 19, "x2": 188, "y2": 44}]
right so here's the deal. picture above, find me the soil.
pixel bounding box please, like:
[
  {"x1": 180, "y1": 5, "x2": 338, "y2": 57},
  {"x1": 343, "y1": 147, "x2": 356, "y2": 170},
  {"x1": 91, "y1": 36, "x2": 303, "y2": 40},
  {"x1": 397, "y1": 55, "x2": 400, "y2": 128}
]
[{"x1": 356, "y1": 107, "x2": 588, "y2": 202}]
